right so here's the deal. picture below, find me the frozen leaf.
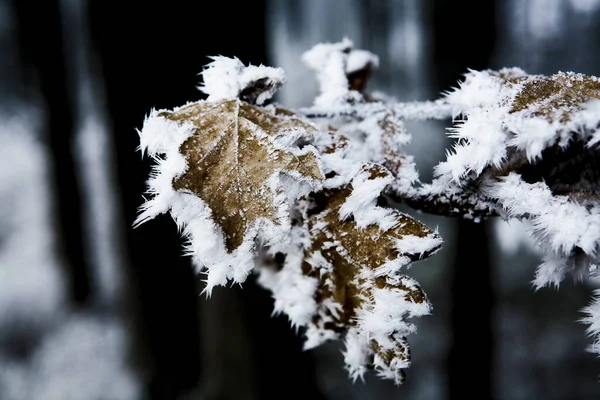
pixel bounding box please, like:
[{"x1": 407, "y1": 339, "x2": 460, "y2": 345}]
[
  {"x1": 259, "y1": 164, "x2": 442, "y2": 384},
  {"x1": 438, "y1": 69, "x2": 600, "y2": 182},
  {"x1": 304, "y1": 181, "x2": 440, "y2": 382},
  {"x1": 507, "y1": 72, "x2": 600, "y2": 124},
  {"x1": 421, "y1": 69, "x2": 600, "y2": 286},
  {"x1": 161, "y1": 99, "x2": 323, "y2": 252},
  {"x1": 137, "y1": 95, "x2": 324, "y2": 292},
  {"x1": 411, "y1": 69, "x2": 600, "y2": 216}
]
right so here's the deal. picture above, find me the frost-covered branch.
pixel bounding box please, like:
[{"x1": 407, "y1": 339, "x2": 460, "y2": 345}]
[
  {"x1": 136, "y1": 39, "x2": 600, "y2": 385},
  {"x1": 296, "y1": 39, "x2": 600, "y2": 366},
  {"x1": 300, "y1": 99, "x2": 452, "y2": 121}
]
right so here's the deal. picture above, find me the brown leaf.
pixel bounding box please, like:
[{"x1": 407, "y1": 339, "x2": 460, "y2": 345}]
[
  {"x1": 371, "y1": 333, "x2": 410, "y2": 383},
  {"x1": 304, "y1": 185, "x2": 436, "y2": 320},
  {"x1": 298, "y1": 165, "x2": 441, "y2": 379},
  {"x1": 506, "y1": 72, "x2": 600, "y2": 123},
  {"x1": 159, "y1": 99, "x2": 324, "y2": 252}
]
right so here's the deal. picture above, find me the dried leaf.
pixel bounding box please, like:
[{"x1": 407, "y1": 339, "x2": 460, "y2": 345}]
[
  {"x1": 137, "y1": 96, "x2": 326, "y2": 291},
  {"x1": 423, "y1": 69, "x2": 600, "y2": 287},
  {"x1": 410, "y1": 69, "x2": 600, "y2": 221},
  {"x1": 303, "y1": 187, "x2": 436, "y2": 327},
  {"x1": 160, "y1": 99, "x2": 324, "y2": 252},
  {"x1": 258, "y1": 164, "x2": 442, "y2": 383},
  {"x1": 506, "y1": 72, "x2": 600, "y2": 123},
  {"x1": 300, "y1": 172, "x2": 440, "y2": 383}
]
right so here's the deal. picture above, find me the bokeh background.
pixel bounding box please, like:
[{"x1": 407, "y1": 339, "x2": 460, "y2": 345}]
[{"x1": 1, "y1": 1, "x2": 600, "y2": 399}]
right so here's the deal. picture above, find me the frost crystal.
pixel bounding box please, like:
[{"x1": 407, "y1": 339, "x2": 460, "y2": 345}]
[
  {"x1": 137, "y1": 42, "x2": 600, "y2": 384},
  {"x1": 407, "y1": 68, "x2": 600, "y2": 358},
  {"x1": 302, "y1": 38, "x2": 376, "y2": 107},
  {"x1": 581, "y1": 290, "x2": 600, "y2": 355},
  {"x1": 424, "y1": 69, "x2": 600, "y2": 288},
  {"x1": 296, "y1": 41, "x2": 600, "y2": 366},
  {"x1": 199, "y1": 56, "x2": 286, "y2": 105}
]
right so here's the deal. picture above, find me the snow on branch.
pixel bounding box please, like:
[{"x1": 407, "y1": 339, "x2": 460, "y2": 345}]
[
  {"x1": 423, "y1": 69, "x2": 600, "y2": 290},
  {"x1": 299, "y1": 38, "x2": 452, "y2": 120},
  {"x1": 302, "y1": 44, "x2": 600, "y2": 285},
  {"x1": 296, "y1": 40, "x2": 600, "y2": 363},
  {"x1": 136, "y1": 40, "x2": 600, "y2": 383}
]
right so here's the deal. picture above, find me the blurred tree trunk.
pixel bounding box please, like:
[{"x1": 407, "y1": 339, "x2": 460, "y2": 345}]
[
  {"x1": 87, "y1": 2, "x2": 325, "y2": 399},
  {"x1": 431, "y1": 1, "x2": 497, "y2": 399},
  {"x1": 13, "y1": 0, "x2": 91, "y2": 305}
]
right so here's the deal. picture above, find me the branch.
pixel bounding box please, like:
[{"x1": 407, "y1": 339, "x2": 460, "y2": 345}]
[
  {"x1": 382, "y1": 191, "x2": 499, "y2": 220},
  {"x1": 300, "y1": 99, "x2": 452, "y2": 121}
]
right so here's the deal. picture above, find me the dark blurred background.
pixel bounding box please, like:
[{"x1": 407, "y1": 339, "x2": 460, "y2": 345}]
[{"x1": 1, "y1": 0, "x2": 600, "y2": 399}]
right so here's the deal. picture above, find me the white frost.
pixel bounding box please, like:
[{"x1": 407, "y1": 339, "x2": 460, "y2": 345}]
[
  {"x1": 199, "y1": 56, "x2": 286, "y2": 105},
  {"x1": 339, "y1": 164, "x2": 397, "y2": 229},
  {"x1": 487, "y1": 173, "x2": 600, "y2": 288},
  {"x1": 581, "y1": 289, "x2": 600, "y2": 356},
  {"x1": 302, "y1": 38, "x2": 371, "y2": 108},
  {"x1": 256, "y1": 231, "x2": 319, "y2": 329}
]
